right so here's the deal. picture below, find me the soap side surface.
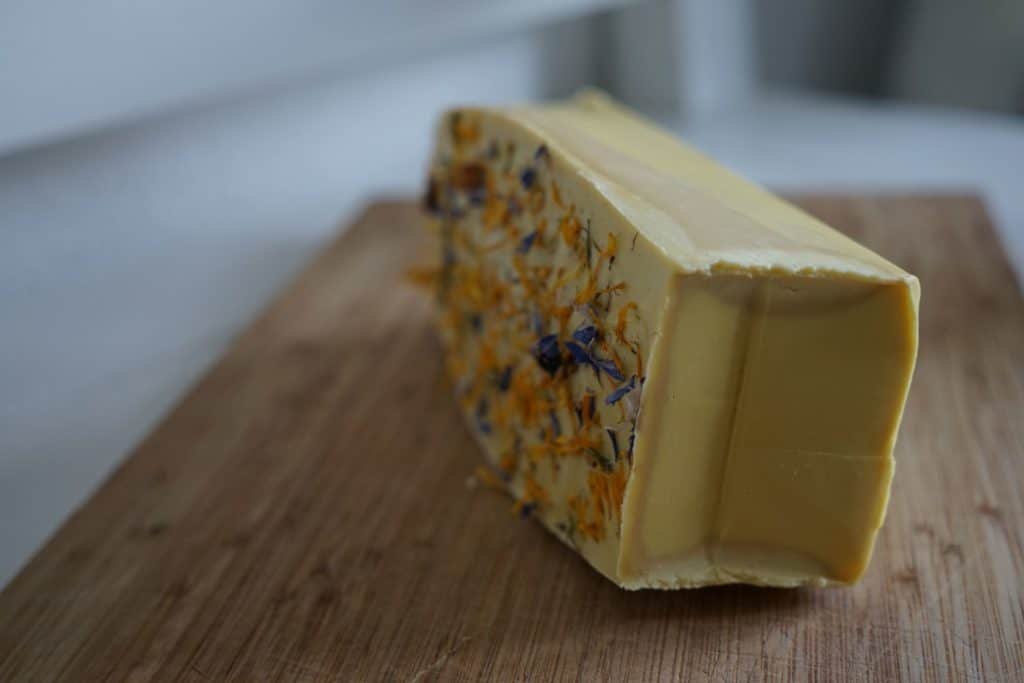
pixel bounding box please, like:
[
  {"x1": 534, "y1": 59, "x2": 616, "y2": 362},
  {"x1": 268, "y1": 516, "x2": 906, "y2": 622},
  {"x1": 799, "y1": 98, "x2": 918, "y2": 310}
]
[
  {"x1": 423, "y1": 94, "x2": 919, "y2": 589},
  {"x1": 424, "y1": 106, "x2": 674, "y2": 583}
]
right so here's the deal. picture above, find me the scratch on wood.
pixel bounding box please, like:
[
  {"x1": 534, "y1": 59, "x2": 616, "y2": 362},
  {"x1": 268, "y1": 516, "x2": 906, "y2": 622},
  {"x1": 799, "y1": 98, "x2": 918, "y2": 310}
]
[
  {"x1": 190, "y1": 664, "x2": 212, "y2": 680},
  {"x1": 408, "y1": 636, "x2": 471, "y2": 683},
  {"x1": 743, "y1": 624, "x2": 795, "y2": 683}
]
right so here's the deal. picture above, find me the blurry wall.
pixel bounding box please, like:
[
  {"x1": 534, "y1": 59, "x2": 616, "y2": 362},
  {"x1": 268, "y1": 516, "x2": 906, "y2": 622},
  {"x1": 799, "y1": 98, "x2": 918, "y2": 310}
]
[
  {"x1": 756, "y1": 0, "x2": 904, "y2": 96},
  {"x1": 0, "y1": 0, "x2": 621, "y2": 156},
  {"x1": 888, "y1": 0, "x2": 1024, "y2": 112},
  {"x1": 757, "y1": 0, "x2": 1024, "y2": 115}
]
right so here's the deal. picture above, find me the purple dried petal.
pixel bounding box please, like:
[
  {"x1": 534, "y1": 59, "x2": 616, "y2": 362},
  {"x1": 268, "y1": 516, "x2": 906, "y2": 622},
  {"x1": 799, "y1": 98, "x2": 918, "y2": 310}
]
[
  {"x1": 605, "y1": 378, "x2": 635, "y2": 405},
  {"x1": 534, "y1": 334, "x2": 562, "y2": 376},
  {"x1": 564, "y1": 341, "x2": 592, "y2": 366},
  {"x1": 536, "y1": 334, "x2": 558, "y2": 354},
  {"x1": 595, "y1": 358, "x2": 625, "y2": 382},
  {"x1": 520, "y1": 167, "x2": 536, "y2": 189},
  {"x1": 606, "y1": 428, "x2": 621, "y2": 459},
  {"x1": 572, "y1": 325, "x2": 597, "y2": 346},
  {"x1": 517, "y1": 231, "x2": 537, "y2": 254}
]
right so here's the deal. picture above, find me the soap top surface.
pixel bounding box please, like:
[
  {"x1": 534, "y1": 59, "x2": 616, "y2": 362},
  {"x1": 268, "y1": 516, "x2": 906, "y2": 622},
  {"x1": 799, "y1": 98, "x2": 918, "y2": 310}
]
[{"x1": 460, "y1": 91, "x2": 917, "y2": 289}]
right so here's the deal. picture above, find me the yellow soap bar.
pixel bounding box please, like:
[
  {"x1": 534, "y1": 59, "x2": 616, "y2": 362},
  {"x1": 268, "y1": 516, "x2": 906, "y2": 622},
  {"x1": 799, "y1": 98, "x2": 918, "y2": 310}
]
[{"x1": 423, "y1": 91, "x2": 919, "y2": 588}]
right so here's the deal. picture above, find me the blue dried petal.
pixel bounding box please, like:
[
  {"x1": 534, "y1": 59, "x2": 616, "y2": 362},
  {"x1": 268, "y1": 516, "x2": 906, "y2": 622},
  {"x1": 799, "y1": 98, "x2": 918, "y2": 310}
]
[
  {"x1": 606, "y1": 428, "x2": 621, "y2": 458},
  {"x1": 467, "y1": 187, "x2": 487, "y2": 206},
  {"x1": 605, "y1": 376, "x2": 636, "y2": 405},
  {"x1": 549, "y1": 410, "x2": 562, "y2": 437},
  {"x1": 534, "y1": 144, "x2": 549, "y2": 161},
  {"x1": 533, "y1": 334, "x2": 562, "y2": 376},
  {"x1": 536, "y1": 334, "x2": 558, "y2": 354},
  {"x1": 517, "y1": 231, "x2": 537, "y2": 254},
  {"x1": 564, "y1": 341, "x2": 593, "y2": 366},
  {"x1": 519, "y1": 502, "x2": 537, "y2": 518},
  {"x1": 595, "y1": 358, "x2": 625, "y2": 382},
  {"x1": 602, "y1": 378, "x2": 634, "y2": 405},
  {"x1": 520, "y1": 167, "x2": 536, "y2": 189},
  {"x1": 572, "y1": 325, "x2": 597, "y2": 346}
]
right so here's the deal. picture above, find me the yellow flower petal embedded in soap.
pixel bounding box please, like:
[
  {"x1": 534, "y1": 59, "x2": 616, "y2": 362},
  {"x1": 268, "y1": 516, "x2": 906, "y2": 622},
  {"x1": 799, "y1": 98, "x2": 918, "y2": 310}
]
[{"x1": 423, "y1": 91, "x2": 919, "y2": 589}]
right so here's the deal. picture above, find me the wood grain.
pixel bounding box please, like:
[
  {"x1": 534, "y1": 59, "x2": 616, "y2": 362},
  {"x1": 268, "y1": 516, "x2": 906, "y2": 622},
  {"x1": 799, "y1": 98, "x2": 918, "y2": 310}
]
[{"x1": 1, "y1": 196, "x2": 1022, "y2": 681}]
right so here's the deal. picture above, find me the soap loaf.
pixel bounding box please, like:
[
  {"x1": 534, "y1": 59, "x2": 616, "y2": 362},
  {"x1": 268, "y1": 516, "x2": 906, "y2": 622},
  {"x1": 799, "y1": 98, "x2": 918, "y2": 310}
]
[{"x1": 422, "y1": 92, "x2": 919, "y2": 589}]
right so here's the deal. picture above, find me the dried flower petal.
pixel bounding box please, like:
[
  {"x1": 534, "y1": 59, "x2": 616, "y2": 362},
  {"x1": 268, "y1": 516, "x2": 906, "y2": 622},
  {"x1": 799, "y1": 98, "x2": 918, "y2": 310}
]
[
  {"x1": 572, "y1": 325, "x2": 597, "y2": 346},
  {"x1": 549, "y1": 410, "x2": 562, "y2": 437},
  {"x1": 520, "y1": 167, "x2": 537, "y2": 189},
  {"x1": 605, "y1": 376, "x2": 636, "y2": 405},
  {"x1": 517, "y1": 231, "x2": 537, "y2": 254},
  {"x1": 606, "y1": 428, "x2": 621, "y2": 459},
  {"x1": 533, "y1": 334, "x2": 562, "y2": 376},
  {"x1": 595, "y1": 357, "x2": 625, "y2": 382},
  {"x1": 564, "y1": 341, "x2": 593, "y2": 367}
]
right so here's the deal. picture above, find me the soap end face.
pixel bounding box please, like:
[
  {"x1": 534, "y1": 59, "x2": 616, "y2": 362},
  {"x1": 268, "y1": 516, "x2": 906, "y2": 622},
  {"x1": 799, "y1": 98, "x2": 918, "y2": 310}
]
[{"x1": 616, "y1": 273, "x2": 916, "y2": 588}]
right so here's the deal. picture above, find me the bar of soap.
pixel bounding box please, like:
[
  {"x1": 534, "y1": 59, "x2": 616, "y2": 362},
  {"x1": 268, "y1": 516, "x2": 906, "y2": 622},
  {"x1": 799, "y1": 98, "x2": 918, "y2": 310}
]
[{"x1": 423, "y1": 91, "x2": 919, "y2": 588}]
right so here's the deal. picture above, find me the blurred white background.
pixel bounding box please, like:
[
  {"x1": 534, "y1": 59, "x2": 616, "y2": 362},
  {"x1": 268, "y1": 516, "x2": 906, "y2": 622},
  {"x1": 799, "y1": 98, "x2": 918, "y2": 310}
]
[{"x1": 2, "y1": 0, "x2": 1023, "y2": 586}]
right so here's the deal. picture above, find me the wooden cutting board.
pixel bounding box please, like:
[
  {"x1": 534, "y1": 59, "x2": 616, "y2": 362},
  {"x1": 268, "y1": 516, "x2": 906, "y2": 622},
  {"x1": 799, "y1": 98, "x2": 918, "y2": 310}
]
[{"x1": 2, "y1": 196, "x2": 1022, "y2": 681}]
